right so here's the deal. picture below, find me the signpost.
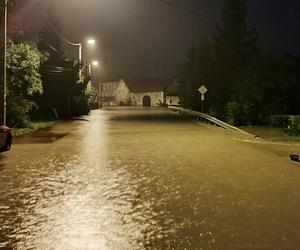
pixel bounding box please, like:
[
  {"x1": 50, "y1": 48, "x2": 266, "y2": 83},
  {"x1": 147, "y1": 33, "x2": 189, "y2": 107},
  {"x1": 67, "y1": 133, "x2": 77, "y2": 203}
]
[{"x1": 198, "y1": 85, "x2": 208, "y2": 113}]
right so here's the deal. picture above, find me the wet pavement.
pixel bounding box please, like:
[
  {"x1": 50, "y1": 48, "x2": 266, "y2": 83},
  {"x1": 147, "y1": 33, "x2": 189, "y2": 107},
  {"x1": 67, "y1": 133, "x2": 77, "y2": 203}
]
[{"x1": 1, "y1": 107, "x2": 300, "y2": 250}]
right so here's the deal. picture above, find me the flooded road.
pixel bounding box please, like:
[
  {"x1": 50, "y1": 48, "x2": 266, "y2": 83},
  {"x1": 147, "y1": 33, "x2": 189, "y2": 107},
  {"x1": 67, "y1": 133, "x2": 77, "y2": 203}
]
[{"x1": 1, "y1": 107, "x2": 300, "y2": 249}]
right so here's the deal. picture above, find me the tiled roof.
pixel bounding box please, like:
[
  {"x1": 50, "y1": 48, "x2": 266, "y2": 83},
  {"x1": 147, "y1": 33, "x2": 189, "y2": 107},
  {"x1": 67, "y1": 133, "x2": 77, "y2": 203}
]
[{"x1": 124, "y1": 78, "x2": 173, "y2": 93}]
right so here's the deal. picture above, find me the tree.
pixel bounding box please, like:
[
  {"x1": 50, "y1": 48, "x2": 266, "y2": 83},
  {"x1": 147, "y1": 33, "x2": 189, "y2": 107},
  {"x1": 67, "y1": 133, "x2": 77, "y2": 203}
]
[
  {"x1": 212, "y1": 0, "x2": 258, "y2": 111},
  {"x1": 6, "y1": 40, "x2": 47, "y2": 126},
  {"x1": 177, "y1": 39, "x2": 214, "y2": 111},
  {"x1": 258, "y1": 55, "x2": 300, "y2": 116},
  {"x1": 178, "y1": 0, "x2": 258, "y2": 117},
  {"x1": 86, "y1": 83, "x2": 99, "y2": 108},
  {"x1": 178, "y1": 0, "x2": 299, "y2": 126}
]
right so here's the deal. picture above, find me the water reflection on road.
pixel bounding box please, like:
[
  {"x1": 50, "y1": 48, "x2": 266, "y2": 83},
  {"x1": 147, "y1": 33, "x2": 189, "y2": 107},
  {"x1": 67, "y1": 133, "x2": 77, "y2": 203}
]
[{"x1": 1, "y1": 108, "x2": 300, "y2": 249}]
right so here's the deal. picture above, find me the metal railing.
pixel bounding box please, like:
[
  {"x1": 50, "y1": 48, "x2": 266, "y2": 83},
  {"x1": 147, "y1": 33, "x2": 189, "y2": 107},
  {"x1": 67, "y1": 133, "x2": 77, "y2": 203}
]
[{"x1": 168, "y1": 106, "x2": 254, "y2": 136}]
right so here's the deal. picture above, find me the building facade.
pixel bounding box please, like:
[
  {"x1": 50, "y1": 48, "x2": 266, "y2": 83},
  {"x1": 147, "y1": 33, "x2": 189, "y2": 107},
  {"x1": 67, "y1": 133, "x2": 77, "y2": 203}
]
[
  {"x1": 130, "y1": 91, "x2": 164, "y2": 106},
  {"x1": 100, "y1": 78, "x2": 179, "y2": 107},
  {"x1": 100, "y1": 79, "x2": 130, "y2": 105},
  {"x1": 166, "y1": 96, "x2": 180, "y2": 106}
]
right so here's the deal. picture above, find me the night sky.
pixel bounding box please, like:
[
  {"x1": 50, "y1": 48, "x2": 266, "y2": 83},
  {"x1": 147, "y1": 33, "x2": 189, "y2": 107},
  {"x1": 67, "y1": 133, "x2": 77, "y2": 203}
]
[
  {"x1": 52, "y1": 0, "x2": 218, "y2": 80},
  {"x1": 11, "y1": 0, "x2": 300, "y2": 80}
]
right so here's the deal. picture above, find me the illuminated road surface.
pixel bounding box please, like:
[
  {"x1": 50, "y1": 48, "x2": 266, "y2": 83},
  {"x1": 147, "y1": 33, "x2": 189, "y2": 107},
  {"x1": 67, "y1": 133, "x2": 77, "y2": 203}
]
[{"x1": 1, "y1": 107, "x2": 300, "y2": 249}]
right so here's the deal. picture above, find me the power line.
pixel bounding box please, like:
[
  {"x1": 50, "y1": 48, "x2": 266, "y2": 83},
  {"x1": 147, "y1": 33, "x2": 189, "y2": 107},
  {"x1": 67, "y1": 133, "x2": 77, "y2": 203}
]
[
  {"x1": 43, "y1": 13, "x2": 80, "y2": 47},
  {"x1": 159, "y1": 0, "x2": 207, "y2": 18}
]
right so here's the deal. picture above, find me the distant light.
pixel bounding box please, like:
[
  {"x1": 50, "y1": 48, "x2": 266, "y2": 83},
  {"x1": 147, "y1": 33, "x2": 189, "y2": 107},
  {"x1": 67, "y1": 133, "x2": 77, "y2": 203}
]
[
  {"x1": 92, "y1": 61, "x2": 99, "y2": 66},
  {"x1": 87, "y1": 39, "x2": 96, "y2": 45}
]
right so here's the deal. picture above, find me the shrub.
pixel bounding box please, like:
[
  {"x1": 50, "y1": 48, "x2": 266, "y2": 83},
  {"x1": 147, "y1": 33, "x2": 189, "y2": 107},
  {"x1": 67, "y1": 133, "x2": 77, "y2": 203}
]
[
  {"x1": 270, "y1": 115, "x2": 289, "y2": 128},
  {"x1": 285, "y1": 123, "x2": 300, "y2": 136},
  {"x1": 6, "y1": 40, "x2": 47, "y2": 127},
  {"x1": 7, "y1": 99, "x2": 38, "y2": 127},
  {"x1": 225, "y1": 102, "x2": 248, "y2": 126}
]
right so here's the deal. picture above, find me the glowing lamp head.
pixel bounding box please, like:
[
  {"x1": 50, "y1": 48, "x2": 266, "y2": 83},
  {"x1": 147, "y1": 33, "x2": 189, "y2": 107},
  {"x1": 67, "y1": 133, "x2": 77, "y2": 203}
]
[
  {"x1": 87, "y1": 39, "x2": 96, "y2": 45},
  {"x1": 92, "y1": 61, "x2": 99, "y2": 66}
]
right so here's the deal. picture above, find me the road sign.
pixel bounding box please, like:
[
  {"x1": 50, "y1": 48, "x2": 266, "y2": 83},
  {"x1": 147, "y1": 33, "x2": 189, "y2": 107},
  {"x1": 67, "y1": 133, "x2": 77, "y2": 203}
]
[
  {"x1": 198, "y1": 85, "x2": 208, "y2": 113},
  {"x1": 198, "y1": 85, "x2": 208, "y2": 95}
]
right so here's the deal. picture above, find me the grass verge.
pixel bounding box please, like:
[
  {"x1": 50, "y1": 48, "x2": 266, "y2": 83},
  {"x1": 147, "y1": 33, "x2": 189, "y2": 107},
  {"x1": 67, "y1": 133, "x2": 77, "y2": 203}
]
[
  {"x1": 12, "y1": 120, "x2": 59, "y2": 137},
  {"x1": 241, "y1": 125, "x2": 300, "y2": 143}
]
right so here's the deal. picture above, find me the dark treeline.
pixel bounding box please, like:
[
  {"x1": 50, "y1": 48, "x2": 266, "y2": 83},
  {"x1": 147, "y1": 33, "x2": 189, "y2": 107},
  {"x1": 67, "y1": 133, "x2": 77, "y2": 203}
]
[{"x1": 178, "y1": 0, "x2": 300, "y2": 126}]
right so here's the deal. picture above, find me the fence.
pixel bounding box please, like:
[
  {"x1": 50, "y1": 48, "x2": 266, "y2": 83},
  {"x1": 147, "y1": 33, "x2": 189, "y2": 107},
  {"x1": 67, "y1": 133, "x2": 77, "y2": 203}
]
[{"x1": 270, "y1": 115, "x2": 300, "y2": 127}]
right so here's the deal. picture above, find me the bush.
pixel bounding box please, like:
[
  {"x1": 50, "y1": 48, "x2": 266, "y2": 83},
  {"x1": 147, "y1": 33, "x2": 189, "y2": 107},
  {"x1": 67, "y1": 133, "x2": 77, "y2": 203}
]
[
  {"x1": 7, "y1": 98, "x2": 38, "y2": 127},
  {"x1": 6, "y1": 40, "x2": 47, "y2": 127},
  {"x1": 285, "y1": 123, "x2": 300, "y2": 136},
  {"x1": 208, "y1": 107, "x2": 219, "y2": 118},
  {"x1": 225, "y1": 102, "x2": 248, "y2": 126},
  {"x1": 72, "y1": 93, "x2": 90, "y2": 116},
  {"x1": 270, "y1": 115, "x2": 289, "y2": 128}
]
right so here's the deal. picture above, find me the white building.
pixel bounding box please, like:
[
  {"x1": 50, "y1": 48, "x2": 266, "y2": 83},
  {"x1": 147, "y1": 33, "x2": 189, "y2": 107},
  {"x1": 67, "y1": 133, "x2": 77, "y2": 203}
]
[
  {"x1": 100, "y1": 78, "x2": 180, "y2": 107},
  {"x1": 166, "y1": 96, "x2": 180, "y2": 106},
  {"x1": 101, "y1": 79, "x2": 130, "y2": 106},
  {"x1": 125, "y1": 78, "x2": 170, "y2": 107}
]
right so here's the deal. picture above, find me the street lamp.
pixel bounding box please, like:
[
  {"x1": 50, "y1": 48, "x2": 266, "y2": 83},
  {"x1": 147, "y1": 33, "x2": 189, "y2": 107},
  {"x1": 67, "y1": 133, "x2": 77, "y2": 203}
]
[
  {"x1": 87, "y1": 39, "x2": 96, "y2": 45},
  {"x1": 92, "y1": 60, "x2": 99, "y2": 66},
  {"x1": 85, "y1": 59, "x2": 102, "y2": 109},
  {"x1": 87, "y1": 60, "x2": 99, "y2": 77},
  {"x1": 89, "y1": 60, "x2": 102, "y2": 109},
  {"x1": 78, "y1": 38, "x2": 96, "y2": 79}
]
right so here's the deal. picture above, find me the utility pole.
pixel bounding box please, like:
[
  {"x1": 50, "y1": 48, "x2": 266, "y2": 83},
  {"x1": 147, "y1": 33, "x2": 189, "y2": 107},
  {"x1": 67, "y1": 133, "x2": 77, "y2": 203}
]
[
  {"x1": 1, "y1": 0, "x2": 8, "y2": 125},
  {"x1": 78, "y1": 43, "x2": 82, "y2": 80}
]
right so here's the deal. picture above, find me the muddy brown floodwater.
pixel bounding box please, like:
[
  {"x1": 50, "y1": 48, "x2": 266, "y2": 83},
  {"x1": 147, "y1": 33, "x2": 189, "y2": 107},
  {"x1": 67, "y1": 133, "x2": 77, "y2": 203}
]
[{"x1": 1, "y1": 107, "x2": 300, "y2": 250}]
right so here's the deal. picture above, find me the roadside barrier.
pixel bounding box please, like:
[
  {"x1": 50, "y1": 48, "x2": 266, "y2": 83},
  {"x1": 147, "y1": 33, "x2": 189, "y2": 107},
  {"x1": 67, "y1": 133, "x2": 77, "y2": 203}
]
[{"x1": 168, "y1": 106, "x2": 254, "y2": 137}]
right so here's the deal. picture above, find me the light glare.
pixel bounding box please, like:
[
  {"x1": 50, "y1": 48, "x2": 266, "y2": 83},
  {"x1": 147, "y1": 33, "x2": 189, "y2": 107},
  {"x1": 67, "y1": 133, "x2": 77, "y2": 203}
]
[
  {"x1": 87, "y1": 39, "x2": 96, "y2": 45},
  {"x1": 92, "y1": 61, "x2": 99, "y2": 66}
]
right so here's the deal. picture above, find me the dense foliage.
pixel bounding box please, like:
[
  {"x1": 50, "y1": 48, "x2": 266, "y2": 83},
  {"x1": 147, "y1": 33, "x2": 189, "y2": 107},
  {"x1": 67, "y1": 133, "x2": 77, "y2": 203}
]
[
  {"x1": 6, "y1": 40, "x2": 48, "y2": 126},
  {"x1": 178, "y1": 0, "x2": 300, "y2": 126},
  {"x1": 286, "y1": 123, "x2": 300, "y2": 136}
]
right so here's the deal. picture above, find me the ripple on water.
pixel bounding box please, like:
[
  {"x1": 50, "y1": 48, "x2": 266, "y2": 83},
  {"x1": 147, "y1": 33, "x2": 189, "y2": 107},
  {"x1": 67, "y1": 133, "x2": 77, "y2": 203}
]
[{"x1": 1, "y1": 137, "x2": 220, "y2": 250}]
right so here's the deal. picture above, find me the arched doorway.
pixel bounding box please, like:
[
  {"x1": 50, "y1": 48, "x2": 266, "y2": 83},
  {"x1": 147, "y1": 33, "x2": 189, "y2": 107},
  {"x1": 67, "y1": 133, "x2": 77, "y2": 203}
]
[{"x1": 143, "y1": 95, "x2": 151, "y2": 107}]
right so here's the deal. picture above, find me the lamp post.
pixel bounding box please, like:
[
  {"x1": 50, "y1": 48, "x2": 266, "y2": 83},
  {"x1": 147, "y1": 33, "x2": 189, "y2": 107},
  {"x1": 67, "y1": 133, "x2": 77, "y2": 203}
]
[
  {"x1": 78, "y1": 43, "x2": 82, "y2": 78},
  {"x1": 1, "y1": 0, "x2": 8, "y2": 125},
  {"x1": 78, "y1": 39, "x2": 95, "y2": 79},
  {"x1": 90, "y1": 60, "x2": 102, "y2": 109},
  {"x1": 94, "y1": 61, "x2": 103, "y2": 109}
]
